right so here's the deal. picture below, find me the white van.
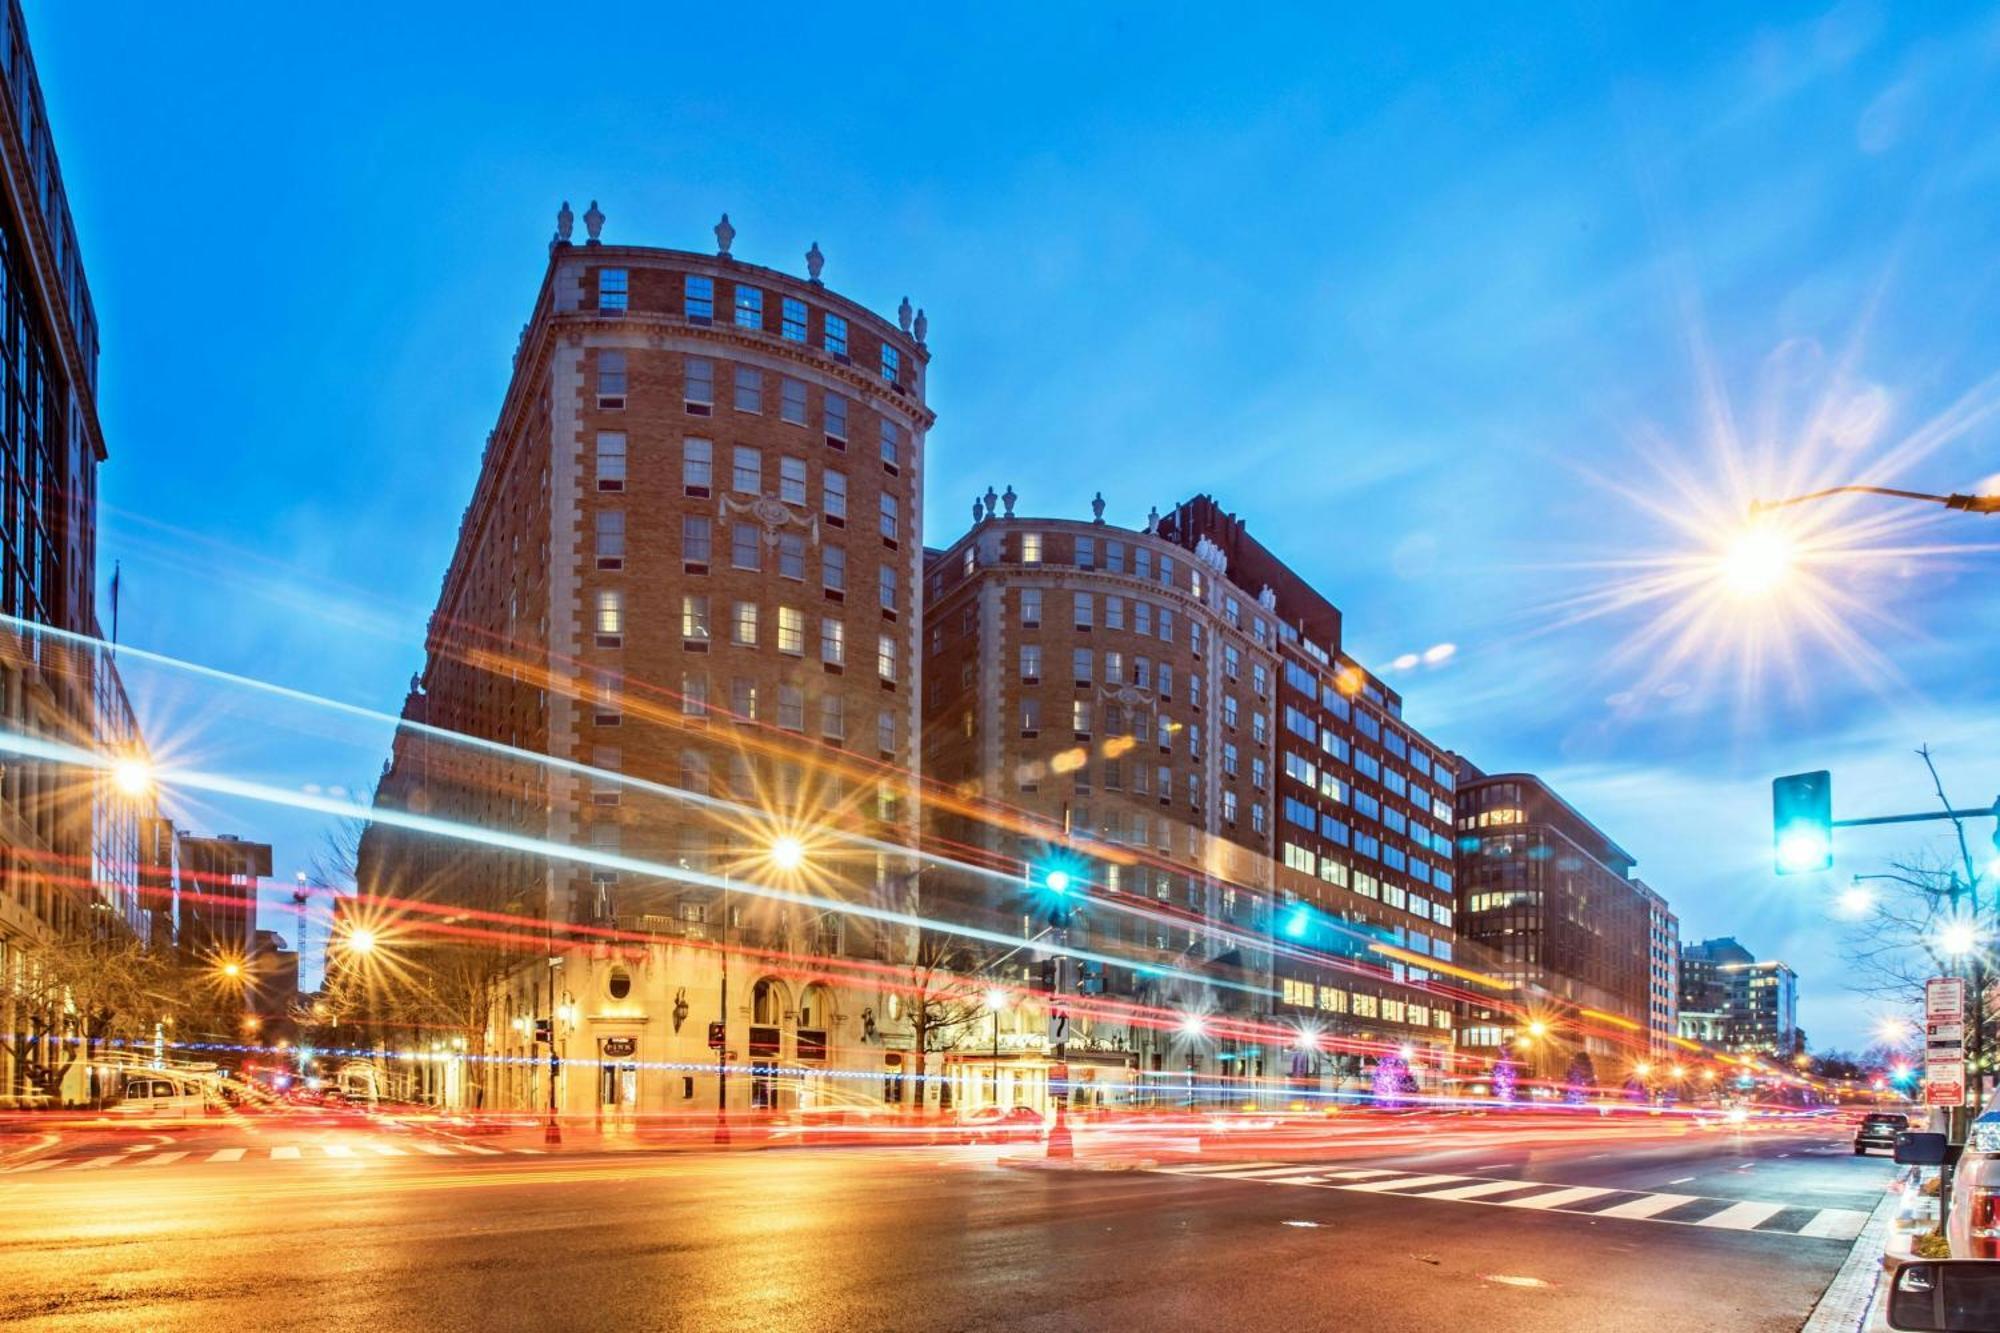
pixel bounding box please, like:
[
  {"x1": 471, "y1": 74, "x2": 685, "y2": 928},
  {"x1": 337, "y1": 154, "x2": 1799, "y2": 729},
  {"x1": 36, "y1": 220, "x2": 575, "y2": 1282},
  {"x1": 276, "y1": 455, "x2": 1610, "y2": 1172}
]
[{"x1": 111, "y1": 1071, "x2": 214, "y2": 1119}]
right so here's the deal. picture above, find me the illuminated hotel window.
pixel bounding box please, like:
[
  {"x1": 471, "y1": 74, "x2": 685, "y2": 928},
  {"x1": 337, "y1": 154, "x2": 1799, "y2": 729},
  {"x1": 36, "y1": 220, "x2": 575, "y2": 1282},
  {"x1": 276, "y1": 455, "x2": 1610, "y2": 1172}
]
[
  {"x1": 735, "y1": 285, "x2": 763, "y2": 329},
  {"x1": 1021, "y1": 531, "x2": 1042, "y2": 563}
]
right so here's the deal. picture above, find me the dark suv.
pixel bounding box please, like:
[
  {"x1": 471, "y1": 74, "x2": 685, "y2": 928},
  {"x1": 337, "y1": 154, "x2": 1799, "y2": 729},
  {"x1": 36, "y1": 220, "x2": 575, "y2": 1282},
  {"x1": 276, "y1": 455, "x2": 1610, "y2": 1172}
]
[{"x1": 1855, "y1": 1111, "x2": 1910, "y2": 1156}]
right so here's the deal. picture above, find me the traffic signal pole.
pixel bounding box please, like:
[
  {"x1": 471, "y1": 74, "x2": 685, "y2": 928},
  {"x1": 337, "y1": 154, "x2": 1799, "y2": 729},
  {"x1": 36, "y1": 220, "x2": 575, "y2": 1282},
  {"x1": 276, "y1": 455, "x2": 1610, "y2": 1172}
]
[{"x1": 1047, "y1": 919, "x2": 1074, "y2": 1160}]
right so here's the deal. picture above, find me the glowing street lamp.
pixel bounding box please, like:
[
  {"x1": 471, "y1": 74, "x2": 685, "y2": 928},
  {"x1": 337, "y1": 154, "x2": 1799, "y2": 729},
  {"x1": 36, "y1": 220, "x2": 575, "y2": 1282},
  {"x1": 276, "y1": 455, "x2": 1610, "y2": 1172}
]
[
  {"x1": 767, "y1": 835, "x2": 806, "y2": 872},
  {"x1": 109, "y1": 755, "x2": 154, "y2": 797},
  {"x1": 1939, "y1": 921, "x2": 1980, "y2": 957},
  {"x1": 345, "y1": 928, "x2": 378, "y2": 956},
  {"x1": 1719, "y1": 524, "x2": 1795, "y2": 599}
]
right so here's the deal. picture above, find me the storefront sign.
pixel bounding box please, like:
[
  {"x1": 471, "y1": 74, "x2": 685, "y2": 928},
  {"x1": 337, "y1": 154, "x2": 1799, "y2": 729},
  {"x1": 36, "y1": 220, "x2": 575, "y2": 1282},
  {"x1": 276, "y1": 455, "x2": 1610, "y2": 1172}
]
[
  {"x1": 602, "y1": 1037, "x2": 636, "y2": 1058},
  {"x1": 707, "y1": 1022, "x2": 725, "y2": 1051}
]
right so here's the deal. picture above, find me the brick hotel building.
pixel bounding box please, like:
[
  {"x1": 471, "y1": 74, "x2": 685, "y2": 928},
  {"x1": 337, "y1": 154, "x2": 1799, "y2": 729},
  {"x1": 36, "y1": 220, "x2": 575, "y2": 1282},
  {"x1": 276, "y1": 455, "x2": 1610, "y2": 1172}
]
[
  {"x1": 921, "y1": 494, "x2": 1460, "y2": 1108},
  {"x1": 362, "y1": 210, "x2": 933, "y2": 1119}
]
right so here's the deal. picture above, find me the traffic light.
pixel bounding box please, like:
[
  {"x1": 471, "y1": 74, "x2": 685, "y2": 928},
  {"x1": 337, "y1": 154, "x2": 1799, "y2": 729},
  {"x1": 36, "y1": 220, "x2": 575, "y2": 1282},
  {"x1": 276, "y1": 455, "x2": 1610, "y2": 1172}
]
[
  {"x1": 1280, "y1": 903, "x2": 1313, "y2": 941},
  {"x1": 1027, "y1": 854, "x2": 1084, "y2": 926},
  {"x1": 1037, "y1": 957, "x2": 1059, "y2": 993},
  {"x1": 1772, "y1": 770, "x2": 1833, "y2": 875},
  {"x1": 533, "y1": 1018, "x2": 553, "y2": 1045},
  {"x1": 1075, "y1": 961, "x2": 1105, "y2": 996}
]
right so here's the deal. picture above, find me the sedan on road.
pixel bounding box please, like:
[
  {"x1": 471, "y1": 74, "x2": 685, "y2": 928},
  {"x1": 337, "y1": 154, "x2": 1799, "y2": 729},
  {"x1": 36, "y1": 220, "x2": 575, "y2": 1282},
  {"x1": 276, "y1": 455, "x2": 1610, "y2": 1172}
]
[{"x1": 1854, "y1": 1111, "x2": 1910, "y2": 1155}]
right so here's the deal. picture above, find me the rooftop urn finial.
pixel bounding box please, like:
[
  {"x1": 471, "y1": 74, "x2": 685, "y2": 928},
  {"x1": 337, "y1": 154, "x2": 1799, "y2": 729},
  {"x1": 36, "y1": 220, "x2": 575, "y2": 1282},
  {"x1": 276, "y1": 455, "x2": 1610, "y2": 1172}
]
[
  {"x1": 1001, "y1": 484, "x2": 1018, "y2": 518},
  {"x1": 1146, "y1": 505, "x2": 1160, "y2": 534},
  {"x1": 898, "y1": 296, "x2": 914, "y2": 334},
  {"x1": 582, "y1": 200, "x2": 604, "y2": 244},
  {"x1": 1091, "y1": 491, "x2": 1107, "y2": 524},
  {"x1": 806, "y1": 241, "x2": 824, "y2": 283},
  {"x1": 554, "y1": 200, "x2": 574, "y2": 246},
  {"x1": 973, "y1": 494, "x2": 984, "y2": 524},
  {"x1": 913, "y1": 307, "x2": 928, "y2": 344},
  {"x1": 715, "y1": 213, "x2": 735, "y2": 256},
  {"x1": 983, "y1": 485, "x2": 998, "y2": 520}
]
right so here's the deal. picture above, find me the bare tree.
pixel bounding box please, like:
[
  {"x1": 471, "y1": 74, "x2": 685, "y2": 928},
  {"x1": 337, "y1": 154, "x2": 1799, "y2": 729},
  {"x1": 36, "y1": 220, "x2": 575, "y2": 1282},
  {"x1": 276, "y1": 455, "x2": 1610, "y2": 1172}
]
[
  {"x1": 0, "y1": 931, "x2": 183, "y2": 1105},
  {"x1": 1841, "y1": 851, "x2": 1967, "y2": 1003},
  {"x1": 904, "y1": 928, "x2": 989, "y2": 1110}
]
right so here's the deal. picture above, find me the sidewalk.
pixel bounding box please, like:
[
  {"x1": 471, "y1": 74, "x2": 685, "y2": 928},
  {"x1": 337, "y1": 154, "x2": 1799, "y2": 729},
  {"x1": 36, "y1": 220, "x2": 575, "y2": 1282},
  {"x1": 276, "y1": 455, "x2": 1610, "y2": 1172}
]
[{"x1": 1802, "y1": 1166, "x2": 1936, "y2": 1333}]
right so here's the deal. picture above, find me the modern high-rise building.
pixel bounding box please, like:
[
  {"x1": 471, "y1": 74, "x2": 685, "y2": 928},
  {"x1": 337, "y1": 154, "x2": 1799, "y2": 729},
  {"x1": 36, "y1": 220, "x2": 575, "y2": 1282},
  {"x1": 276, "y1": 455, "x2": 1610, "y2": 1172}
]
[
  {"x1": 362, "y1": 209, "x2": 933, "y2": 1119},
  {"x1": 1678, "y1": 937, "x2": 1798, "y2": 1057},
  {"x1": 1635, "y1": 880, "x2": 1679, "y2": 1059},
  {"x1": 0, "y1": 0, "x2": 149, "y2": 1105},
  {"x1": 1452, "y1": 766, "x2": 1657, "y2": 1079},
  {"x1": 920, "y1": 493, "x2": 1459, "y2": 1107}
]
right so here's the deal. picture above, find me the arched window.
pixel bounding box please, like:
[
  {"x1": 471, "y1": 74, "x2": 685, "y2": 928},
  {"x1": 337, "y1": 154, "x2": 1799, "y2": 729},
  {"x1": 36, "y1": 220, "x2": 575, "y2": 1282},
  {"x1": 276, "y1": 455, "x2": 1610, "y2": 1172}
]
[
  {"x1": 797, "y1": 984, "x2": 831, "y2": 1030},
  {"x1": 752, "y1": 978, "x2": 787, "y2": 1026}
]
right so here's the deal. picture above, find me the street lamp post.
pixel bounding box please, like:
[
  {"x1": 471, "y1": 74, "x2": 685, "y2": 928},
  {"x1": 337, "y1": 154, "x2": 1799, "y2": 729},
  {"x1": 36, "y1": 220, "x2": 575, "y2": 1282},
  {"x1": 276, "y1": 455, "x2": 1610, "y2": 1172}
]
[
  {"x1": 984, "y1": 988, "x2": 1008, "y2": 1111},
  {"x1": 1749, "y1": 485, "x2": 2000, "y2": 517},
  {"x1": 715, "y1": 872, "x2": 731, "y2": 1146}
]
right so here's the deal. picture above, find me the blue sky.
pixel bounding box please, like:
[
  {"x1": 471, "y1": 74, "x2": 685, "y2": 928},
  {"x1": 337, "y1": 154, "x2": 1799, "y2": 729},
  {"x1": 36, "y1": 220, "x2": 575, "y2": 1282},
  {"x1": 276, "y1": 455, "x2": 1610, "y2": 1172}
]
[{"x1": 30, "y1": 2, "x2": 2000, "y2": 1046}]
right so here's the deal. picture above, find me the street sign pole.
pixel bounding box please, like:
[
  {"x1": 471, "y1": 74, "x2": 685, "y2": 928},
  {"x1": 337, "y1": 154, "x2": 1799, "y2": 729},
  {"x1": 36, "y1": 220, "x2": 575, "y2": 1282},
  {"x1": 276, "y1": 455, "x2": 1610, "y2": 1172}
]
[
  {"x1": 1046, "y1": 921, "x2": 1074, "y2": 1160},
  {"x1": 1928, "y1": 976, "x2": 1969, "y2": 1227}
]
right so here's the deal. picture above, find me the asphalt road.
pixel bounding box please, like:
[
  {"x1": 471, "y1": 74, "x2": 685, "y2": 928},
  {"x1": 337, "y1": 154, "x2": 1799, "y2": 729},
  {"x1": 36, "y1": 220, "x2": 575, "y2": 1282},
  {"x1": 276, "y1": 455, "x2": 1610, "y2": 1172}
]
[{"x1": 0, "y1": 1114, "x2": 1895, "y2": 1332}]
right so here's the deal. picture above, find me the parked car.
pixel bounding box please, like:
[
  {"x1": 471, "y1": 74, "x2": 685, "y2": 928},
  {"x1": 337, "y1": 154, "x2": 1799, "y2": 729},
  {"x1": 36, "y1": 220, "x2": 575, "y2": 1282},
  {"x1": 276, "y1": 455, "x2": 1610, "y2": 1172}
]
[
  {"x1": 110, "y1": 1073, "x2": 214, "y2": 1119},
  {"x1": 958, "y1": 1106, "x2": 1046, "y2": 1144},
  {"x1": 1856, "y1": 1111, "x2": 1911, "y2": 1155}
]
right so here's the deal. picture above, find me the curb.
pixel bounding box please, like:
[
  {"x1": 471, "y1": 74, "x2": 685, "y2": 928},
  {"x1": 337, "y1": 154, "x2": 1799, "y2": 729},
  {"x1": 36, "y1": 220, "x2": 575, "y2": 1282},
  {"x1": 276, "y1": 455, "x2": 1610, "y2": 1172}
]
[
  {"x1": 1801, "y1": 1185, "x2": 1906, "y2": 1333},
  {"x1": 998, "y1": 1155, "x2": 1157, "y2": 1173}
]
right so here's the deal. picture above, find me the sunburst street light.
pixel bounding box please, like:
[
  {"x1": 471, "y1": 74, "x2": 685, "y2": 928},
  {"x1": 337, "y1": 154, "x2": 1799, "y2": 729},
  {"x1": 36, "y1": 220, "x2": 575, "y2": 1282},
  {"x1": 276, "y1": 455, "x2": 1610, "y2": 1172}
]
[
  {"x1": 1750, "y1": 485, "x2": 2000, "y2": 519},
  {"x1": 1719, "y1": 525, "x2": 1796, "y2": 598},
  {"x1": 344, "y1": 928, "x2": 378, "y2": 955},
  {"x1": 767, "y1": 835, "x2": 806, "y2": 872},
  {"x1": 109, "y1": 755, "x2": 154, "y2": 797}
]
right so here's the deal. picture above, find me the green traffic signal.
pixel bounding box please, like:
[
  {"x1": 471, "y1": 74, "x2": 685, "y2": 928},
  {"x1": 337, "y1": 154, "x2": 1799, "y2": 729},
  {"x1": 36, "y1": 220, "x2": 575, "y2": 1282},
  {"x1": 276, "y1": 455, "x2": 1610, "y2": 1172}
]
[{"x1": 1772, "y1": 769, "x2": 1833, "y2": 875}]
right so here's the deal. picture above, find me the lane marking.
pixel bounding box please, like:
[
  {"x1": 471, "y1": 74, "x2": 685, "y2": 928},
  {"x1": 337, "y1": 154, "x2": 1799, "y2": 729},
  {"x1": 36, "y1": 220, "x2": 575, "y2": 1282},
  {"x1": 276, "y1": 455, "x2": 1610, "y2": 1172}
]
[
  {"x1": 1318, "y1": 1168, "x2": 1406, "y2": 1181},
  {"x1": 3, "y1": 1160, "x2": 58, "y2": 1173},
  {"x1": 511, "y1": 1147, "x2": 545, "y2": 1155},
  {"x1": 321, "y1": 1144, "x2": 355, "y2": 1158},
  {"x1": 75, "y1": 1156, "x2": 122, "y2": 1170},
  {"x1": 133, "y1": 1151, "x2": 190, "y2": 1167},
  {"x1": 208, "y1": 1148, "x2": 247, "y2": 1163},
  {"x1": 1696, "y1": 1200, "x2": 1787, "y2": 1231},
  {"x1": 1165, "y1": 1161, "x2": 1285, "y2": 1175},
  {"x1": 1208, "y1": 1165, "x2": 1339, "y2": 1180},
  {"x1": 456, "y1": 1145, "x2": 504, "y2": 1155},
  {"x1": 1502, "y1": 1185, "x2": 1612, "y2": 1210},
  {"x1": 1668, "y1": 1177, "x2": 1696, "y2": 1185},
  {"x1": 271, "y1": 1146, "x2": 301, "y2": 1160},
  {"x1": 410, "y1": 1144, "x2": 457, "y2": 1156},
  {"x1": 1798, "y1": 1208, "x2": 1869, "y2": 1240},
  {"x1": 367, "y1": 1144, "x2": 409, "y2": 1157},
  {"x1": 1594, "y1": 1192, "x2": 1700, "y2": 1220}
]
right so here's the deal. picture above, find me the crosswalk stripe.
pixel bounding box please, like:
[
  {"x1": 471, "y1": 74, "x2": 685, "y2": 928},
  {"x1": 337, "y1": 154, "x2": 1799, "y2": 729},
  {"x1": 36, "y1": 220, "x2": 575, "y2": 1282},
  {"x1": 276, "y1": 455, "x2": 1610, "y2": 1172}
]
[
  {"x1": 367, "y1": 1144, "x2": 409, "y2": 1156},
  {"x1": 207, "y1": 1148, "x2": 247, "y2": 1163},
  {"x1": 410, "y1": 1143, "x2": 456, "y2": 1156},
  {"x1": 1501, "y1": 1185, "x2": 1612, "y2": 1210},
  {"x1": 76, "y1": 1155, "x2": 122, "y2": 1170},
  {"x1": 1164, "y1": 1161, "x2": 1285, "y2": 1175},
  {"x1": 134, "y1": 1151, "x2": 190, "y2": 1167},
  {"x1": 1342, "y1": 1174, "x2": 1467, "y2": 1194},
  {"x1": 511, "y1": 1147, "x2": 545, "y2": 1154},
  {"x1": 271, "y1": 1146, "x2": 301, "y2": 1160},
  {"x1": 4, "y1": 1159, "x2": 58, "y2": 1173},
  {"x1": 1319, "y1": 1168, "x2": 1406, "y2": 1181},
  {"x1": 1423, "y1": 1178, "x2": 1544, "y2": 1201},
  {"x1": 457, "y1": 1145, "x2": 504, "y2": 1155},
  {"x1": 1594, "y1": 1192, "x2": 1699, "y2": 1220},
  {"x1": 321, "y1": 1144, "x2": 355, "y2": 1158},
  {"x1": 1207, "y1": 1165, "x2": 1333, "y2": 1180},
  {"x1": 1798, "y1": 1208, "x2": 1868, "y2": 1240},
  {"x1": 1695, "y1": 1201, "x2": 1787, "y2": 1231}
]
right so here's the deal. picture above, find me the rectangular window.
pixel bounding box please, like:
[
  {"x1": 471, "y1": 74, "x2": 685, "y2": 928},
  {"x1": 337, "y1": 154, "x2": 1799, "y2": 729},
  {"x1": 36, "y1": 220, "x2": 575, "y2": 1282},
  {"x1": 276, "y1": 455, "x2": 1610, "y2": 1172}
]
[
  {"x1": 1074, "y1": 593, "x2": 1094, "y2": 629},
  {"x1": 825, "y1": 393, "x2": 848, "y2": 444},
  {"x1": 731, "y1": 601, "x2": 758, "y2": 646},
  {"x1": 1072, "y1": 699, "x2": 1092, "y2": 736},
  {"x1": 594, "y1": 510, "x2": 625, "y2": 567},
  {"x1": 1106, "y1": 541, "x2": 1125, "y2": 574},
  {"x1": 595, "y1": 589, "x2": 623, "y2": 641},
  {"x1": 596, "y1": 432, "x2": 626, "y2": 490},
  {"x1": 820, "y1": 695, "x2": 845, "y2": 741},
  {"x1": 685, "y1": 357, "x2": 713, "y2": 412},
  {"x1": 877, "y1": 633, "x2": 897, "y2": 682},
  {"x1": 779, "y1": 456, "x2": 807, "y2": 505},
  {"x1": 597, "y1": 350, "x2": 626, "y2": 407},
  {"x1": 677, "y1": 437, "x2": 712, "y2": 493},
  {"x1": 1021, "y1": 697, "x2": 1041, "y2": 734},
  {"x1": 821, "y1": 618, "x2": 846, "y2": 667},
  {"x1": 682, "y1": 515, "x2": 711, "y2": 566},
  {"x1": 823, "y1": 543, "x2": 846, "y2": 592},
  {"x1": 780, "y1": 377, "x2": 808, "y2": 425},
  {"x1": 1020, "y1": 588, "x2": 1042, "y2": 627},
  {"x1": 598, "y1": 268, "x2": 628, "y2": 311},
  {"x1": 823, "y1": 313, "x2": 848, "y2": 358},
  {"x1": 731, "y1": 677, "x2": 757, "y2": 720},
  {"x1": 824, "y1": 470, "x2": 847, "y2": 522},
  {"x1": 879, "y1": 419, "x2": 901, "y2": 469},
  {"x1": 734, "y1": 366, "x2": 761, "y2": 413},
  {"x1": 881, "y1": 343, "x2": 900, "y2": 383},
  {"x1": 1106, "y1": 597, "x2": 1124, "y2": 631},
  {"x1": 778, "y1": 532, "x2": 806, "y2": 581},
  {"x1": 782, "y1": 296, "x2": 807, "y2": 341},
  {"x1": 1021, "y1": 532, "x2": 1042, "y2": 563},
  {"x1": 734, "y1": 285, "x2": 763, "y2": 329},
  {"x1": 681, "y1": 594, "x2": 710, "y2": 643},
  {"x1": 1072, "y1": 648, "x2": 1093, "y2": 686},
  {"x1": 878, "y1": 564, "x2": 897, "y2": 612},
  {"x1": 778, "y1": 684, "x2": 805, "y2": 731},
  {"x1": 877, "y1": 710, "x2": 897, "y2": 757},
  {"x1": 732, "y1": 522, "x2": 760, "y2": 571},
  {"x1": 684, "y1": 275, "x2": 714, "y2": 322},
  {"x1": 732, "y1": 446, "x2": 761, "y2": 494},
  {"x1": 778, "y1": 607, "x2": 804, "y2": 656},
  {"x1": 879, "y1": 494, "x2": 899, "y2": 543},
  {"x1": 1020, "y1": 644, "x2": 1041, "y2": 683}
]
